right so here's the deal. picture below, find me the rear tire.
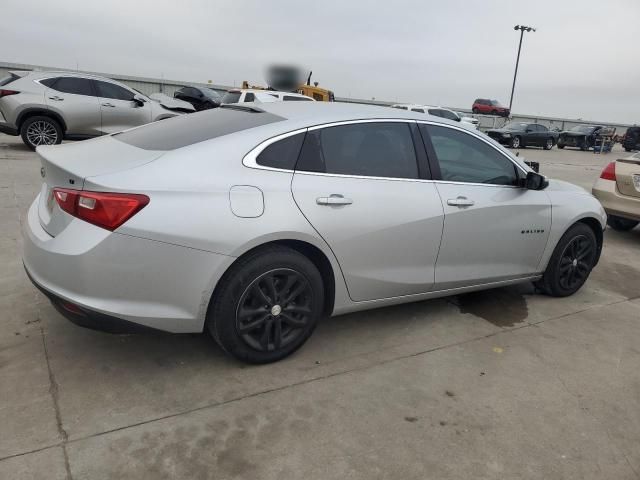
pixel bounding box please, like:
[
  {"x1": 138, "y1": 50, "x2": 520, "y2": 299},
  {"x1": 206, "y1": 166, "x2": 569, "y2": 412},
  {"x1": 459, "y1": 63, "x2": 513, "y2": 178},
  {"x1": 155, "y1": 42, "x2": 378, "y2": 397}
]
[
  {"x1": 207, "y1": 246, "x2": 324, "y2": 364},
  {"x1": 536, "y1": 223, "x2": 597, "y2": 297},
  {"x1": 510, "y1": 136, "x2": 522, "y2": 149},
  {"x1": 543, "y1": 138, "x2": 554, "y2": 150},
  {"x1": 472, "y1": 107, "x2": 479, "y2": 114},
  {"x1": 557, "y1": 143, "x2": 565, "y2": 149},
  {"x1": 607, "y1": 215, "x2": 639, "y2": 231},
  {"x1": 20, "y1": 116, "x2": 62, "y2": 151}
]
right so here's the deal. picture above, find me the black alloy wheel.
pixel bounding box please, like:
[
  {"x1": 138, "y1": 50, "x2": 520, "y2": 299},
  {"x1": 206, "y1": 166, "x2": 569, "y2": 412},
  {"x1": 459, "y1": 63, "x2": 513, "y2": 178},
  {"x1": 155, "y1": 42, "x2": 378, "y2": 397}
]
[{"x1": 236, "y1": 268, "x2": 313, "y2": 352}]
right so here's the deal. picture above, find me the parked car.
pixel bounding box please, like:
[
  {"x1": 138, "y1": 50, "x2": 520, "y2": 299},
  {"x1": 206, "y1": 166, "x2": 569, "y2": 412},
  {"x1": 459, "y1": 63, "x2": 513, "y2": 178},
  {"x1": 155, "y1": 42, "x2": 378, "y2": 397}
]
[
  {"x1": 486, "y1": 122, "x2": 558, "y2": 150},
  {"x1": 23, "y1": 102, "x2": 605, "y2": 363},
  {"x1": 174, "y1": 86, "x2": 222, "y2": 111},
  {"x1": 455, "y1": 111, "x2": 480, "y2": 129},
  {"x1": 391, "y1": 104, "x2": 478, "y2": 129},
  {"x1": 622, "y1": 126, "x2": 640, "y2": 152},
  {"x1": 221, "y1": 89, "x2": 314, "y2": 104},
  {"x1": 0, "y1": 70, "x2": 194, "y2": 150},
  {"x1": 592, "y1": 152, "x2": 640, "y2": 231},
  {"x1": 557, "y1": 125, "x2": 604, "y2": 151},
  {"x1": 472, "y1": 98, "x2": 510, "y2": 117}
]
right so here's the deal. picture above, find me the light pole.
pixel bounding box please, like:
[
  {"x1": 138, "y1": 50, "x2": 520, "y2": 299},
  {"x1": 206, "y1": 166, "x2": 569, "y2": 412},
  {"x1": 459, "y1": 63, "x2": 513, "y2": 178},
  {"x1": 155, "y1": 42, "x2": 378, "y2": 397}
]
[{"x1": 509, "y1": 25, "x2": 536, "y2": 114}]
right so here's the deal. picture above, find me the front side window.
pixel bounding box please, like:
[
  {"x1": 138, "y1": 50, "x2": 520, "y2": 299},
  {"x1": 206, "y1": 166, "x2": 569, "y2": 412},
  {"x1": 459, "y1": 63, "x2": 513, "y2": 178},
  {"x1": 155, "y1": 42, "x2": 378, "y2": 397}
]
[
  {"x1": 221, "y1": 91, "x2": 241, "y2": 103},
  {"x1": 424, "y1": 124, "x2": 519, "y2": 186},
  {"x1": 256, "y1": 133, "x2": 305, "y2": 169},
  {"x1": 297, "y1": 122, "x2": 419, "y2": 179},
  {"x1": 95, "y1": 81, "x2": 135, "y2": 101},
  {"x1": 50, "y1": 77, "x2": 94, "y2": 96},
  {"x1": 537, "y1": 124, "x2": 548, "y2": 132}
]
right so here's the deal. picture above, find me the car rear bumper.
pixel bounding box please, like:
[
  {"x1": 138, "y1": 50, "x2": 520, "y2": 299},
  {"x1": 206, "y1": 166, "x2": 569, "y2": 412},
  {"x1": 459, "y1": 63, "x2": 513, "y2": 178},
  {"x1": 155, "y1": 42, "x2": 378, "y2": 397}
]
[
  {"x1": 23, "y1": 195, "x2": 234, "y2": 333},
  {"x1": 592, "y1": 178, "x2": 640, "y2": 221}
]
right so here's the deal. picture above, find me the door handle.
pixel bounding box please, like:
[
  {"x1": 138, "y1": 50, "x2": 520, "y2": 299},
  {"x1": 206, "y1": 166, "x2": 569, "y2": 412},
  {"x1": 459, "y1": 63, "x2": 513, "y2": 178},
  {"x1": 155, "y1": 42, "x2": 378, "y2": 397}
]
[
  {"x1": 48, "y1": 96, "x2": 64, "y2": 101},
  {"x1": 101, "y1": 103, "x2": 115, "y2": 107},
  {"x1": 447, "y1": 196, "x2": 475, "y2": 207},
  {"x1": 316, "y1": 194, "x2": 353, "y2": 206}
]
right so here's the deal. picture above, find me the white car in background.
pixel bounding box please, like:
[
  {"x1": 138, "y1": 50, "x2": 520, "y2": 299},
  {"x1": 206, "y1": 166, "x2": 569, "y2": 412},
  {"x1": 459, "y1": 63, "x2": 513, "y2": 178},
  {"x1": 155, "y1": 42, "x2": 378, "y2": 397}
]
[
  {"x1": 221, "y1": 89, "x2": 314, "y2": 104},
  {"x1": 391, "y1": 104, "x2": 478, "y2": 129},
  {"x1": 456, "y1": 111, "x2": 480, "y2": 129}
]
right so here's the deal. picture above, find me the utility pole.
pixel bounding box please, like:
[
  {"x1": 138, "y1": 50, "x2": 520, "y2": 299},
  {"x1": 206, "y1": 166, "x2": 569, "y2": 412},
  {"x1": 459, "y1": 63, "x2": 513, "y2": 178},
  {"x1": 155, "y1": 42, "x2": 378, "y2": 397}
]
[{"x1": 509, "y1": 25, "x2": 536, "y2": 113}]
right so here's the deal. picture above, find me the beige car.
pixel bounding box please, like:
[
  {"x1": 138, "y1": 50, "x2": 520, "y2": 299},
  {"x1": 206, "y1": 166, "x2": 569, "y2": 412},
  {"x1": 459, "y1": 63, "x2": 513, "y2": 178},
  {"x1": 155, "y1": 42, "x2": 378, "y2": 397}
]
[{"x1": 592, "y1": 152, "x2": 640, "y2": 231}]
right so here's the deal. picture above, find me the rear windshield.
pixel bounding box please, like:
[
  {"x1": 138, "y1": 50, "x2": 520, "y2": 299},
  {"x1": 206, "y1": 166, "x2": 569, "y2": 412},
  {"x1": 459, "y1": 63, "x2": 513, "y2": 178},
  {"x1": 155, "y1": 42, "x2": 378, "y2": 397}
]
[
  {"x1": 113, "y1": 107, "x2": 285, "y2": 150},
  {"x1": 221, "y1": 91, "x2": 241, "y2": 103},
  {"x1": 0, "y1": 73, "x2": 18, "y2": 87}
]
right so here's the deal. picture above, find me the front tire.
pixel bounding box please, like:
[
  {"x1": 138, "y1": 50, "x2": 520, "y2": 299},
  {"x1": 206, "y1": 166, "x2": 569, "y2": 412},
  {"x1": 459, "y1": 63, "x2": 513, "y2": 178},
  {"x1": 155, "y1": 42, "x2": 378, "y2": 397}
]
[
  {"x1": 536, "y1": 223, "x2": 597, "y2": 297},
  {"x1": 607, "y1": 215, "x2": 639, "y2": 231},
  {"x1": 557, "y1": 143, "x2": 565, "y2": 149},
  {"x1": 20, "y1": 116, "x2": 63, "y2": 150},
  {"x1": 207, "y1": 246, "x2": 324, "y2": 364},
  {"x1": 472, "y1": 107, "x2": 479, "y2": 114}
]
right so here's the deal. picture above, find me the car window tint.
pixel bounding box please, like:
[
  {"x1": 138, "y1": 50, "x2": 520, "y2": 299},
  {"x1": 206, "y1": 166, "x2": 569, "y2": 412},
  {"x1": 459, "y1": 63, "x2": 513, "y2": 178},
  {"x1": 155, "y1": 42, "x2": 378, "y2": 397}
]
[
  {"x1": 424, "y1": 125, "x2": 518, "y2": 186},
  {"x1": 412, "y1": 108, "x2": 425, "y2": 113},
  {"x1": 39, "y1": 77, "x2": 59, "y2": 88},
  {"x1": 114, "y1": 107, "x2": 285, "y2": 150},
  {"x1": 0, "y1": 73, "x2": 19, "y2": 86},
  {"x1": 428, "y1": 109, "x2": 440, "y2": 117},
  {"x1": 297, "y1": 122, "x2": 418, "y2": 179},
  {"x1": 256, "y1": 133, "x2": 305, "y2": 169},
  {"x1": 441, "y1": 110, "x2": 459, "y2": 121},
  {"x1": 221, "y1": 91, "x2": 241, "y2": 103},
  {"x1": 283, "y1": 95, "x2": 312, "y2": 101},
  {"x1": 51, "y1": 77, "x2": 94, "y2": 96},
  {"x1": 537, "y1": 124, "x2": 548, "y2": 132},
  {"x1": 95, "y1": 81, "x2": 135, "y2": 101},
  {"x1": 244, "y1": 92, "x2": 255, "y2": 102}
]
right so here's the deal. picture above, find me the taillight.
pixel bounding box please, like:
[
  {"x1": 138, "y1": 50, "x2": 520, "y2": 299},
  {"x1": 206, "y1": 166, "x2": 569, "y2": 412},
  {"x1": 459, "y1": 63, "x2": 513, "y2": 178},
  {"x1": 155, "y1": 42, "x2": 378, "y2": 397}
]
[
  {"x1": 53, "y1": 188, "x2": 149, "y2": 231},
  {"x1": 600, "y1": 162, "x2": 616, "y2": 181},
  {"x1": 0, "y1": 89, "x2": 19, "y2": 98}
]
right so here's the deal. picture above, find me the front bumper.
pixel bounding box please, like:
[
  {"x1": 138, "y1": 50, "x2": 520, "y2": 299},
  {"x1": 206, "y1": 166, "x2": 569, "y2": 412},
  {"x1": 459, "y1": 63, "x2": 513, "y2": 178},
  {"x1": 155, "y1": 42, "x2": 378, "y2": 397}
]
[
  {"x1": 23, "y1": 196, "x2": 233, "y2": 333},
  {"x1": 0, "y1": 123, "x2": 18, "y2": 136},
  {"x1": 592, "y1": 178, "x2": 640, "y2": 221}
]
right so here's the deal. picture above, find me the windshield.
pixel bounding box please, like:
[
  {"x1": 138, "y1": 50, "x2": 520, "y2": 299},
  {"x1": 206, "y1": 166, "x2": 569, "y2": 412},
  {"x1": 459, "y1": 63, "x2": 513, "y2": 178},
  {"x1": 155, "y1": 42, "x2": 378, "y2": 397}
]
[
  {"x1": 503, "y1": 122, "x2": 528, "y2": 131},
  {"x1": 570, "y1": 125, "x2": 595, "y2": 134},
  {"x1": 490, "y1": 100, "x2": 502, "y2": 106},
  {"x1": 221, "y1": 91, "x2": 241, "y2": 104}
]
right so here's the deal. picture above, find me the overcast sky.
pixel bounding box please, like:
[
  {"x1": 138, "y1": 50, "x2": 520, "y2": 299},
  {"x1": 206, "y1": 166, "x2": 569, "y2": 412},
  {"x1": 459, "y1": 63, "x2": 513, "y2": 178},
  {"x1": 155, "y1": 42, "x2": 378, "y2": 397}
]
[{"x1": 3, "y1": 0, "x2": 639, "y2": 123}]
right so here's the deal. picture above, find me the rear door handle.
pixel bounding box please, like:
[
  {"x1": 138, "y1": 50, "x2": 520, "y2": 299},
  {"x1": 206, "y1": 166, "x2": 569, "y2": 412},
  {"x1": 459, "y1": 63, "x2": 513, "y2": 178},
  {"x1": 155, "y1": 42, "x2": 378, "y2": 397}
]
[
  {"x1": 48, "y1": 96, "x2": 64, "y2": 101},
  {"x1": 101, "y1": 103, "x2": 115, "y2": 107},
  {"x1": 447, "y1": 196, "x2": 475, "y2": 207},
  {"x1": 316, "y1": 194, "x2": 353, "y2": 206}
]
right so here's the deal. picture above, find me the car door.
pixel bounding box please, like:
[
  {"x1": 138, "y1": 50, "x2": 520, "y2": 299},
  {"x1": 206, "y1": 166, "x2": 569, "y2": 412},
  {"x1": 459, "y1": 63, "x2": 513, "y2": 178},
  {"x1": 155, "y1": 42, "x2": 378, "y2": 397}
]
[
  {"x1": 420, "y1": 123, "x2": 551, "y2": 290},
  {"x1": 43, "y1": 76, "x2": 101, "y2": 136},
  {"x1": 291, "y1": 121, "x2": 445, "y2": 301},
  {"x1": 94, "y1": 80, "x2": 151, "y2": 134}
]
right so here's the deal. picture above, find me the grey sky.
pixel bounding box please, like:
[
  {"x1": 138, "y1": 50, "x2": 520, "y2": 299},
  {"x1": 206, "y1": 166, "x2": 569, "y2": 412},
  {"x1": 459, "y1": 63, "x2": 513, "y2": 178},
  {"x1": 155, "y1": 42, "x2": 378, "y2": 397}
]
[{"x1": 3, "y1": 0, "x2": 639, "y2": 123}]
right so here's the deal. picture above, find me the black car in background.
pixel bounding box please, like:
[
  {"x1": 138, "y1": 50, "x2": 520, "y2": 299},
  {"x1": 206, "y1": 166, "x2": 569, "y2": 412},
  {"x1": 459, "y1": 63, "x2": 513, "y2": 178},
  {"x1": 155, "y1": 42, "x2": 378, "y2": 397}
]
[
  {"x1": 486, "y1": 122, "x2": 558, "y2": 149},
  {"x1": 622, "y1": 127, "x2": 640, "y2": 152},
  {"x1": 174, "y1": 86, "x2": 222, "y2": 111},
  {"x1": 557, "y1": 125, "x2": 604, "y2": 151}
]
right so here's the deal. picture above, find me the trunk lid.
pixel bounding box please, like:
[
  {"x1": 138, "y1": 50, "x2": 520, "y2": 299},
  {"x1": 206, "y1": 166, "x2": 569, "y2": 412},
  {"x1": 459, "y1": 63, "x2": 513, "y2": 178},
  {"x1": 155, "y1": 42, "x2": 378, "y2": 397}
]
[
  {"x1": 615, "y1": 153, "x2": 640, "y2": 199},
  {"x1": 37, "y1": 135, "x2": 164, "y2": 236}
]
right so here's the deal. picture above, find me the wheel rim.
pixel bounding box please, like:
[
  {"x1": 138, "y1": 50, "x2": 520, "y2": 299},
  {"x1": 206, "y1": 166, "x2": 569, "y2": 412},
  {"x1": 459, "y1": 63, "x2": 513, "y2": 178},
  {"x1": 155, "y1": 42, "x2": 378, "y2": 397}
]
[
  {"x1": 558, "y1": 235, "x2": 594, "y2": 290},
  {"x1": 26, "y1": 120, "x2": 58, "y2": 146},
  {"x1": 236, "y1": 268, "x2": 313, "y2": 352},
  {"x1": 512, "y1": 137, "x2": 520, "y2": 148},
  {"x1": 547, "y1": 139, "x2": 553, "y2": 148}
]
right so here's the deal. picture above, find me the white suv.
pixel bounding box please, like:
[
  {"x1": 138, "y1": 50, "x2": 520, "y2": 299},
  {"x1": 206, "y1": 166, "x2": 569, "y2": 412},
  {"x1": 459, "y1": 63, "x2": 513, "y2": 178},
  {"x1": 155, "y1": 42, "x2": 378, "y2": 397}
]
[
  {"x1": 0, "y1": 70, "x2": 194, "y2": 150},
  {"x1": 391, "y1": 104, "x2": 478, "y2": 129},
  {"x1": 221, "y1": 89, "x2": 314, "y2": 104}
]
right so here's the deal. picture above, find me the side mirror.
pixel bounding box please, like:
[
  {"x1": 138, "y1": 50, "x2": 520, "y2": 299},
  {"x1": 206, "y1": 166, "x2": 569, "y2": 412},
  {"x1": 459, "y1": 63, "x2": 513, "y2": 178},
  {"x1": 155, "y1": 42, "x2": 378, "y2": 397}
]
[
  {"x1": 524, "y1": 171, "x2": 548, "y2": 190},
  {"x1": 133, "y1": 94, "x2": 146, "y2": 107}
]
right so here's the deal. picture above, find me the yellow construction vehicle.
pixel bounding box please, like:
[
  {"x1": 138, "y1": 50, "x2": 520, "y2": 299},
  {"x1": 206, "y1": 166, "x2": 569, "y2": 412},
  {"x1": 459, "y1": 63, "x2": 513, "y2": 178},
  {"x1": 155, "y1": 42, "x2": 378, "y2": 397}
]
[{"x1": 240, "y1": 71, "x2": 335, "y2": 102}]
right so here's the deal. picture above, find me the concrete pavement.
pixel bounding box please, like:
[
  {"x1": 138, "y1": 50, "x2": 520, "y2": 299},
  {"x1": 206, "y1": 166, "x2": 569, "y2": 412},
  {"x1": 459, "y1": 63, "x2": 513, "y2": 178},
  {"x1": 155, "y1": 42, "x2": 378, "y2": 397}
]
[{"x1": 1, "y1": 134, "x2": 639, "y2": 479}]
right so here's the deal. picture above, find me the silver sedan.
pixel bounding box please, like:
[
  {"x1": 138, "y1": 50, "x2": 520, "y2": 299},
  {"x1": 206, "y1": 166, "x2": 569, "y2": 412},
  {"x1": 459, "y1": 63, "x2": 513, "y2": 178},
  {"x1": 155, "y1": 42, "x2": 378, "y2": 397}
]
[{"x1": 23, "y1": 102, "x2": 606, "y2": 363}]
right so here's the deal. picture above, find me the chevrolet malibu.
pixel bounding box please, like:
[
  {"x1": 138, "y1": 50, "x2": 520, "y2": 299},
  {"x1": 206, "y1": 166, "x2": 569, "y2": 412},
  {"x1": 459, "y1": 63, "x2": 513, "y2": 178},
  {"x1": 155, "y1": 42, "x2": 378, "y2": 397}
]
[{"x1": 23, "y1": 103, "x2": 606, "y2": 363}]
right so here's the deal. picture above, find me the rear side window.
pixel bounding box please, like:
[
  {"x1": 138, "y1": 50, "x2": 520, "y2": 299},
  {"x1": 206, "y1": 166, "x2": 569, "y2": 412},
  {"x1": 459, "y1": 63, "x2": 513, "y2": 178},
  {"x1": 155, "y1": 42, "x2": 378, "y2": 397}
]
[
  {"x1": 114, "y1": 107, "x2": 285, "y2": 150},
  {"x1": 222, "y1": 91, "x2": 241, "y2": 103},
  {"x1": 244, "y1": 92, "x2": 255, "y2": 102},
  {"x1": 297, "y1": 122, "x2": 418, "y2": 179},
  {"x1": 412, "y1": 108, "x2": 425, "y2": 113},
  {"x1": 95, "y1": 81, "x2": 134, "y2": 101},
  {"x1": 50, "y1": 77, "x2": 94, "y2": 96},
  {"x1": 256, "y1": 133, "x2": 305, "y2": 169},
  {"x1": 0, "y1": 73, "x2": 19, "y2": 87},
  {"x1": 283, "y1": 95, "x2": 312, "y2": 101},
  {"x1": 39, "y1": 78, "x2": 58, "y2": 88}
]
